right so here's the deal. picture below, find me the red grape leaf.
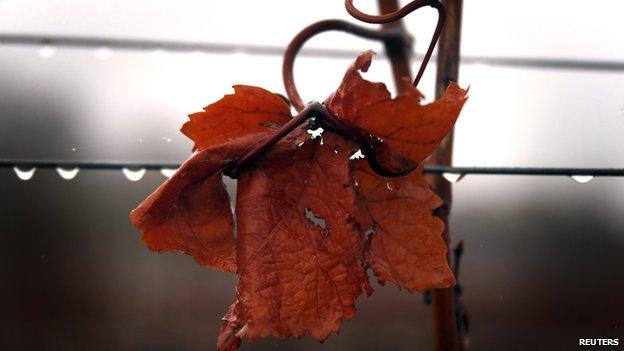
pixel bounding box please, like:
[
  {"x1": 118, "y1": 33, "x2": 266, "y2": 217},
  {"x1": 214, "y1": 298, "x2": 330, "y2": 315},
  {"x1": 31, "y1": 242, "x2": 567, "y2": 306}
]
[
  {"x1": 353, "y1": 162, "x2": 455, "y2": 291},
  {"x1": 325, "y1": 50, "x2": 468, "y2": 173},
  {"x1": 130, "y1": 85, "x2": 292, "y2": 272},
  {"x1": 129, "y1": 51, "x2": 467, "y2": 348},
  {"x1": 324, "y1": 50, "x2": 465, "y2": 291},
  {"x1": 182, "y1": 85, "x2": 291, "y2": 151},
  {"x1": 129, "y1": 133, "x2": 269, "y2": 272},
  {"x1": 233, "y1": 133, "x2": 370, "y2": 341}
]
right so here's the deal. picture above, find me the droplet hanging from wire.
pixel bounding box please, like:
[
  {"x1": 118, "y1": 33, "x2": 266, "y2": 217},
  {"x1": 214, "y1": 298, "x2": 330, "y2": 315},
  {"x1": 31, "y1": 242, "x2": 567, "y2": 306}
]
[
  {"x1": 122, "y1": 168, "x2": 146, "y2": 182},
  {"x1": 13, "y1": 167, "x2": 36, "y2": 181},
  {"x1": 160, "y1": 168, "x2": 177, "y2": 178},
  {"x1": 56, "y1": 167, "x2": 79, "y2": 180},
  {"x1": 570, "y1": 175, "x2": 594, "y2": 184},
  {"x1": 93, "y1": 46, "x2": 113, "y2": 60},
  {"x1": 442, "y1": 172, "x2": 465, "y2": 183},
  {"x1": 38, "y1": 45, "x2": 56, "y2": 59}
]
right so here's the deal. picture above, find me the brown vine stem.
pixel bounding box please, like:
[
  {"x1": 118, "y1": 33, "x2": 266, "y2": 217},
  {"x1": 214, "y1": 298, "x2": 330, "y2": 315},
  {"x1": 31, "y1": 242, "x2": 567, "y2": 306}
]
[
  {"x1": 223, "y1": 102, "x2": 318, "y2": 177},
  {"x1": 224, "y1": 101, "x2": 414, "y2": 178},
  {"x1": 428, "y1": 0, "x2": 463, "y2": 350},
  {"x1": 354, "y1": 0, "x2": 460, "y2": 350}
]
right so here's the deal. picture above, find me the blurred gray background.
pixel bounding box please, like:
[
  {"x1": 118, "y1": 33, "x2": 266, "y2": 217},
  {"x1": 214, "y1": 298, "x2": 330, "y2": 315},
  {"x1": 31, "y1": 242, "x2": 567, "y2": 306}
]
[{"x1": 1, "y1": 0, "x2": 623, "y2": 350}]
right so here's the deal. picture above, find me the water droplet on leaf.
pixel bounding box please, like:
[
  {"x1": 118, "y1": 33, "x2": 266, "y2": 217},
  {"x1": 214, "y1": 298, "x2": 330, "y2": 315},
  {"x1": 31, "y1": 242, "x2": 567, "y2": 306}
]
[
  {"x1": 307, "y1": 127, "x2": 324, "y2": 139},
  {"x1": 349, "y1": 149, "x2": 365, "y2": 160}
]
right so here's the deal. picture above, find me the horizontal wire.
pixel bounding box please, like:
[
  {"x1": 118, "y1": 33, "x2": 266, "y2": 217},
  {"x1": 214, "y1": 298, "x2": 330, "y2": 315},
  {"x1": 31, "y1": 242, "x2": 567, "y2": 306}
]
[
  {"x1": 0, "y1": 160, "x2": 180, "y2": 171},
  {"x1": 1, "y1": 160, "x2": 623, "y2": 177},
  {"x1": 2, "y1": 34, "x2": 624, "y2": 72},
  {"x1": 424, "y1": 166, "x2": 624, "y2": 177}
]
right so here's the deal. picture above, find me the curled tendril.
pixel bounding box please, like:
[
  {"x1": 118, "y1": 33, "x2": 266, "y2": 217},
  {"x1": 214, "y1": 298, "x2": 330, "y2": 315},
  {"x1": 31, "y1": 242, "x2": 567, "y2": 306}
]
[
  {"x1": 344, "y1": 0, "x2": 446, "y2": 87},
  {"x1": 282, "y1": 19, "x2": 398, "y2": 113}
]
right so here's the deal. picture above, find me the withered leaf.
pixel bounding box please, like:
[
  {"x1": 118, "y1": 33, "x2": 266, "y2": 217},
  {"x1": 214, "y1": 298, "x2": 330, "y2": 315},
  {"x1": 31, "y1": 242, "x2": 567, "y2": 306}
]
[
  {"x1": 234, "y1": 133, "x2": 369, "y2": 341},
  {"x1": 131, "y1": 85, "x2": 292, "y2": 273},
  {"x1": 325, "y1": 50, "x2": 468, "y2": 173},
  {"x1": 182, "y1": 85, "x2": 292, "y2": 151},
  {"x1": 353, "y1": 162, "x2": 455, "y2": 292},
  {"x1": 130, "y1": 51, "x2": 467, "y2": 349},
  {"x1": 130, "y1": 133, "x2": 270, "y2": 273},
  {"x1": 324, "y1": 50, "x2": 467, "y2": 292}
]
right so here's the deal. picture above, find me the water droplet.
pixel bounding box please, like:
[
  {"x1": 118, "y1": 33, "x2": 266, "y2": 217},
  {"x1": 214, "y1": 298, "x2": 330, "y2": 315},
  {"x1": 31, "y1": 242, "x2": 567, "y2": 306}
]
[
  {"x1": 570, "y1": 175, "x2": 594, "y2": 183},
  {"x1": 349, "y1": 149, "x2": 365, "y2": 160},
  {"x1": 297, "y1": 141, "x2": 304, "y2": 147},
  {"x1": 160, "y1": 168, "x2": 177, "y2": 178},
  {"x1": 38, "y1": 45, "x2": 56, "y2": 59},
  {"x1": 332, "y1": 144, "x2": 341, "y2": 155},
  {"x1": 93, "y1": 46, "x2": 113, "y2": 60},
  {"x1": 386, "y1": 182, "x2": 394, "y2": 190},
  {"x1": 442, "y1": 172, "x2": 464, "y2": 183},
  {"x1": 122, "y1": 168, "x2": 146, "y2": 182},
  {"x1": 354, "y1": 180, "x2": 359, "y2": 187},
  {"x1": 164, "y1": 137, "x2": 172, "y2": 143},
  {"x1": 71, "y1": 147, "x2": 76, "y2": 152},
  {"x1": 231, "y1": 51, "x2": 250, "y2": 63},
  {"x1": 307, "y1": 127, "x2": 324, "y2": 139},
  {"x1": 56, "y1": 167, "x2": 79, "y2": 180},
  {"x1": 150, "y1": 48, "x2": 168, "y2": 59},
  {"x1": 13, "y1": 167, "x2": 36, "y2": 181},
  {"x1": 190, "y1": 50, "x2": 209, "y2": 60}
]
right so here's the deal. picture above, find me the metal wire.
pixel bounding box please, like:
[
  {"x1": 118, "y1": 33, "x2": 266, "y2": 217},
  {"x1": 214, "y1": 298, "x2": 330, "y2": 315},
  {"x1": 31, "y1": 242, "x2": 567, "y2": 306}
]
[
  {"x1": 1, "y1": 160, "x2": 623, "y2": 177},
  {"x1": 2, "y1": 34, "x2": 624, "y2": 72},
  {"x1": 2, "y1": 32, "x2": 623, "y2": 179}
]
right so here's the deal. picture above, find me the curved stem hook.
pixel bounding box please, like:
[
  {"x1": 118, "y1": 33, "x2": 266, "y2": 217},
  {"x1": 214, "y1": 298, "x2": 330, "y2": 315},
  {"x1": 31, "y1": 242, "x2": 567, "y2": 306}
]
[
  {"x1": 345, "y1": 0, "x2": 446, "y2": 87},
  {"x1": 283, "y1": 19, "x2": 398, "y2": 112},
  {"x1": 276, "y1": 2, "x2": 447, "y2": 178}
]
